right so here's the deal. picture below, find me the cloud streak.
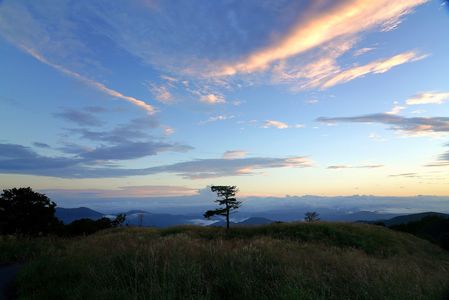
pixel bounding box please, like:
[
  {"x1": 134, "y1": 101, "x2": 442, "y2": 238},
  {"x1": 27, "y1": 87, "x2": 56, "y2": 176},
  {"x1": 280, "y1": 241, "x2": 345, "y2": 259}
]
[
  {"x1": 327, "y1": 164, "x2": 384, "y2": 169},
  {"x1": 263, "y1": 120, "x2": 304, "y2": 129},
  {"x1": 22, "y1": 47, "x2": 156, "y2": 114},
  {"x1": 42, "y1": 185, "x2": 198, "y2": 198},
  {"x1": 0, "y1": 143, "x2": 311, "y2": 179},
  {"x1": 425, "y1": 144, "x2": 449, "y2": 167},
  {"x1": 317, "y1": 113, "x2": 449, "y2": 135},
  {"x1": 320, "y1": 51, "x2": 425, "y2": 89},
  {"x1": 53, "y1": 108, "x2": 104, "y2": 127},
  {"x1": 143, "y1": 156, "x2": 313, "y2": 179},
  {"x1": 199, "y1": 115, "x2": 234, "y2": 125},
  {"x1": 223, "y1": 150, "x2": 247, "y2": 159},
  {"x1": 406, "y1": 92, "x2": 449, "y2": 105}
]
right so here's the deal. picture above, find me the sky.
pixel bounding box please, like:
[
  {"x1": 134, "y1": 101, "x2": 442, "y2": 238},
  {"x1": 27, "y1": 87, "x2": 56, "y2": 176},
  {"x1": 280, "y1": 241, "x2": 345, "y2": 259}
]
[{"x1": 1, "y1": 0, "x2": 449, "y2": 210}]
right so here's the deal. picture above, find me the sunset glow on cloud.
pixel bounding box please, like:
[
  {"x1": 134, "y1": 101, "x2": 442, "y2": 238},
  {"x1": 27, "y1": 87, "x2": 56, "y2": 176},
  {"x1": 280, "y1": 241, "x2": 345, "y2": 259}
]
[{"x1": 216, "y1": 0, "x2": 427, "y2": 76}]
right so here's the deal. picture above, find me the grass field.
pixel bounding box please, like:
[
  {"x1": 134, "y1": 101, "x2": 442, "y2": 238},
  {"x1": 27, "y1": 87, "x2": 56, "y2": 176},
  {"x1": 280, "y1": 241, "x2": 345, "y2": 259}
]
[{"x1": 2, "y1": 222, "x2": 449, "y2": 299}]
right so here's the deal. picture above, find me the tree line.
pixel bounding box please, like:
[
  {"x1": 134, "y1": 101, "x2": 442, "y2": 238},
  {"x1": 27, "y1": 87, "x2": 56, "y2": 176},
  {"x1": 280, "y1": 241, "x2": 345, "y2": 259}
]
[{"x1": 0, "y1": 187, "x2": 126, "y2": 236}]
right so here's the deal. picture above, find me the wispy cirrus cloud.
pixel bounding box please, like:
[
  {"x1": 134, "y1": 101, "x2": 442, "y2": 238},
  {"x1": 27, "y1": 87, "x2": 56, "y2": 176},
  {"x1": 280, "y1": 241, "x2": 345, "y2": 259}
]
[
  {"x1": 353, "y1": 47, "x2": 376, "y2": 56},
  {"x1": 223, "y1": 150, "x2": 247, "y2": 159},
  {"x1": 320, "y1": 51, "x2": 425, "y2": 89},
  {"x1": 389, "y1": 172, "x2": 420, "y2": 178},
  {"x1": 41, "y1": 185, "x2": 198, "y2": 198},
  {"x1": 216, "y1": 0, "x2": 427, "y2": 76},
  {"x1": 53, "y1": 108, "x2": 104, "y2": 127},
  {"x1": 148, "y1": 82, "x2": 173, "y2": 104},
  {"x1": 271, "y1": 40, "x2": 425, "y2": 91},
  {"x1": 425, "y1": 161, "x2": 449, "y2": 167},
  {"x1": 199, "y1": 115, "x2": 235, "y2": 125},
  {"x1": 327, "y1": 164, "x2": 384, "y2": 169},
  {"x1": 22, "y1": 47, "x2": 156, "y2": 114},
  {"x1": 141, "y1": 156, "x2": 313, "y2": 179},
  {"x1": 317, "y1": 113, "x2": 449, "y2": 136},
  {"x1": 406, "y1": 92, "x2": 449, "y2": 105},
  {"x1": 263, "y1": 120, "x2": 304, "y2": 129},
  {"x1": 425, "y1": 143, "x2": 449, "y2": 167},
  {"x1": 440, "y1": 147, "x2": 449, "y2": 162}
]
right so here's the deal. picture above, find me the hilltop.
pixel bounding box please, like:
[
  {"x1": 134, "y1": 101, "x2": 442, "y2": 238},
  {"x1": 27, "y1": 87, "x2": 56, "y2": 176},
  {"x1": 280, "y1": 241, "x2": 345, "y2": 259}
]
[
  {"x1": 2, "y1": 222, "x2": 449, "y2": 299},
  {"x1": 377, "y1": 212, "x2": 449, "y2": 226}
]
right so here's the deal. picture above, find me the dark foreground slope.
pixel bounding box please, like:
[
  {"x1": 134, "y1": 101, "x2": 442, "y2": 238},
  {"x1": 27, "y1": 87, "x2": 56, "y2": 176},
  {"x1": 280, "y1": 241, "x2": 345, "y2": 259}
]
[{"x1": 3, "y1": 222, "x2": 449, "y2": 300}]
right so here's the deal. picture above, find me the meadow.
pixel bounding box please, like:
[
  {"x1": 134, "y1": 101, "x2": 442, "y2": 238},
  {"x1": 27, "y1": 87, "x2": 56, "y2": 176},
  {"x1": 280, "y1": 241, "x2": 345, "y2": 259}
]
[{"x1": 2, "y1": 222, "x2": 449, "y2": 300}]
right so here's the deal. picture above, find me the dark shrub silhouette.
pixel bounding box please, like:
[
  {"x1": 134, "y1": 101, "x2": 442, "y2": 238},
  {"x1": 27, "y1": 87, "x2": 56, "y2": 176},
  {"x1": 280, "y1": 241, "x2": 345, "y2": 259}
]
[
  {"x1": 64, "y1": 214, "x2": 126, "y2": 236},
  {"x1": 204, "y1": 186, "x2": 241, "y2": 230},
  {"x1": 65, "y1": 217, "x2": 113, "y2": 236},
  {"x1": 304, "y1": 211, "x2": 320, "y2": 222},
  {"x1": 0, "y1": 187, "x2": 61, "y2": 235}
]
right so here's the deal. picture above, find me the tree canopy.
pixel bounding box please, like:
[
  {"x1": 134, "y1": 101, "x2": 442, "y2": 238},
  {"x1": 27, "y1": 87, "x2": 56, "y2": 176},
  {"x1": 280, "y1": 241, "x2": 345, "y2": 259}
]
[
  {"x1": 304, "y1": 211, "x2": 320, "y2": 223},
  {"x1": 0, "y1": 187, "x2": 61, "y2": 235}
]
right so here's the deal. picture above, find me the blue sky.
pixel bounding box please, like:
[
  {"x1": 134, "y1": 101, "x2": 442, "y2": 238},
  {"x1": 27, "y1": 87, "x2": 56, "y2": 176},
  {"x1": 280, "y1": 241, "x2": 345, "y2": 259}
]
[{"x1": 1, "y1": 0, "x2": 449, "y2": 207}]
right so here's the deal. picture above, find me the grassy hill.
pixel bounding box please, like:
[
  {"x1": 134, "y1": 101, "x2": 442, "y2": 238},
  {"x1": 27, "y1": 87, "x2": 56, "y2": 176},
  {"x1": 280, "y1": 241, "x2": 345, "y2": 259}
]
[
  {"x1": 2, "y1": 222, "x2": 449, "y2": 299},
  {"x1": 380, "y1": 212, "x2": 449, "y2": 227}
]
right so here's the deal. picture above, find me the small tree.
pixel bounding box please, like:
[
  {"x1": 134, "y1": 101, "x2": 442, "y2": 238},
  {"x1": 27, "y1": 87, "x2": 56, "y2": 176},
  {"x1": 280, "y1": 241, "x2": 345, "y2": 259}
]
[
  {"x1": 304, "y1": 211, "x2": 320, "y2": 223},
  {"x1": 204, "y1": 186, "x2": 241, "y2": 230}
]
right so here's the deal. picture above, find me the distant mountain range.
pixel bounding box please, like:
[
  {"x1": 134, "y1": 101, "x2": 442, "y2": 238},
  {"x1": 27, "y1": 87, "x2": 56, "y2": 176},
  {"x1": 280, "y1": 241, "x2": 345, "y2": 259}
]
[
  {"x1": 55, "y1": 207, "x2": 194, "y2": 227},
  {"x1": 55, "y1": 207, "x2": 449, "y2": 228},
  {"x1": 56, "y1": 207, "x2": 104, "y2": 224},
  {"x1": 123, "y1": 210, "x2": 192, "y2": 227},
  {"x1": 361, "y1": 212, "x2": 449, "y2": 227},
  {"x1": 242, "y1": 209, "x2": 402, "y2": 223}
]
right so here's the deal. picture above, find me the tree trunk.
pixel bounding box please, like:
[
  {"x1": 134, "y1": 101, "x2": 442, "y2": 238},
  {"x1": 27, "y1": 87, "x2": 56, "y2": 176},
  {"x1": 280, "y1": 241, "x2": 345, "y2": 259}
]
[{"x1": 226, "y1": 206, "x2": 230, "y2": 230}]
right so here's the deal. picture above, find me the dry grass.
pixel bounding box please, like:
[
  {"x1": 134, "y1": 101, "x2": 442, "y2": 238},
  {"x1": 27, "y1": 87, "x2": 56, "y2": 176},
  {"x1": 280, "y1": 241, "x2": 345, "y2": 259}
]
[{"x1": 8, "y1": 223, "x2": 449, "y2": 299}]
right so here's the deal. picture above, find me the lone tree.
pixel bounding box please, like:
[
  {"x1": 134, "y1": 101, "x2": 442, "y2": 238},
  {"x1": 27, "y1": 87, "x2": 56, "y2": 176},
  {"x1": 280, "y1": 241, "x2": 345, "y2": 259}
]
[
  {"x1": 204, "y1": 186, "x2": 241, "y2": 230},
  {"x1": 0, "y1": 187, "x2": 60, "y2": 235},
  {"x1": 304, "y1": 211, "x2": 320, "y2": 223}
]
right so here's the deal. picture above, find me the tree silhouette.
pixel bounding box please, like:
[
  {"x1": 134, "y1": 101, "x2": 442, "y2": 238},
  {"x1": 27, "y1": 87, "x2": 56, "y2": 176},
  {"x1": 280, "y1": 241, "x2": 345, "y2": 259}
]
[
  {"x1": 304, "y1": 211, "x2": 320, "y2": 223},
  {"x1": 112, "y1": 213, "x2": 127, "y2": 227},
  {"x1": 204, "y1": 186, "x2": 241, "y2": 230},
  {"x1": 0, "y1": 187, "x2": 61, "y2": 235}
]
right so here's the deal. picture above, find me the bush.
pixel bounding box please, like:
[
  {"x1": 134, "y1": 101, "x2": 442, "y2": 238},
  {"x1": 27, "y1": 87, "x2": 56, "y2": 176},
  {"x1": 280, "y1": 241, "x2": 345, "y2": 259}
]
[{"x1": 64, "y1": 218, "x2": 114, "y2": 236}]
